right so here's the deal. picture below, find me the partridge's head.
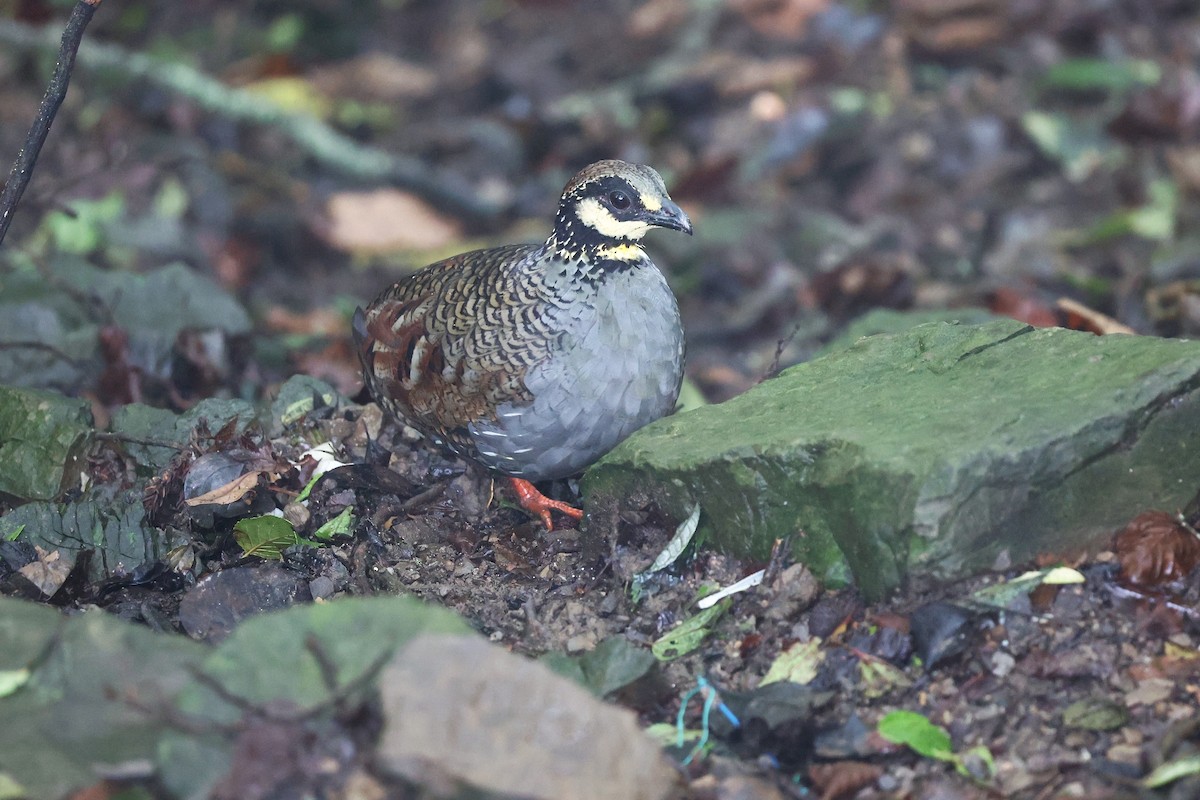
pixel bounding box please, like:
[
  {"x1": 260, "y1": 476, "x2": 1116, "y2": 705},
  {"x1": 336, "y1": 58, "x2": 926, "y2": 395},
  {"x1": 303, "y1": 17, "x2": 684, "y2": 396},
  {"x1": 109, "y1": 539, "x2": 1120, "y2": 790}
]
[{"x1": 550, "y1": 160, "x2": 691, "y2": 255}]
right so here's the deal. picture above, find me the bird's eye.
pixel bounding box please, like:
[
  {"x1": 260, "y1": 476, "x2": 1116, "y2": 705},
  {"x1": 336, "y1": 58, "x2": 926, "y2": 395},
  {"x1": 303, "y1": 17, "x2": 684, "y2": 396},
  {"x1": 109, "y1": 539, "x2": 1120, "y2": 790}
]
[{"x1": 607, "y1": 190, "x2": 632, "y2": 210}]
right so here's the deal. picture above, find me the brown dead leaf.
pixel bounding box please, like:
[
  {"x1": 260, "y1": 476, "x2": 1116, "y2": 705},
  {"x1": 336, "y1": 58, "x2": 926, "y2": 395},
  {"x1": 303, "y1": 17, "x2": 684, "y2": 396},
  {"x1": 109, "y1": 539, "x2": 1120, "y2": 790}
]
[
  {"x1": 987, "y1": 286, "x2": 1058, "y2": 328},
  {"x1": 811, "y1": 257, "x2": 914, "y2": 322},
  {"x1": 1129, "y1": 641, "x2": 1200, "y2": 682},
  {"x1": 19, "y1": 546, "x2": 72, "y2": 597},
  {"x1": 95, "y1": 325, "x2": 143, "y2": 407},
  {"x1": 321, "y1": 189, "x2": 462, "y2": 254},
  {"x1": 209, "y1": 234, "x2": 262, "y2": 292},
  {"x1": 628, "y1": 0, "x2": 690, "y2": 39},
  {"x1": 263, "y1": 306, "x2": 345, "y2": 337},
  {"x1": 717, "y1": 55, "x2": 815, "y2": 97},
  {"x1": 808, "y1": 761, "x2": 883, "y2": 800},
  {"x1": 67, "y1": 781, "x2": 123, "y2": 800},
  {"x1": 1056, "y1": 298, "x2": 1135, "y2": 336},
  {"x1": 895, "y1": 0, "x2": 1031, "y2": 53},
  {"x1": 728, "y1": 0, "x2": 831, "y2": 41},
  {"x1": 1167, "y1": 147, "x2": 1200, "y2": 195},
  {"x1": 491, "y1": 540, "x2": 535, "y2": 576},
  {"x1": 309, "y1": 52, "x2": 438, "y2": 102},
  {"x1": 1109, "y1": 81, "x2": 1200, "y2": 143},
  {"x1": 1028, "y1": 582, "x2": 1061, "y2": 612},
  {"x1": 184, "y1": 470, "x2": 261, "y2": 507},
  {"x1": 1145, "y1": 280, "x2": 1200, "y2": 336},
  {"x1": 1124, "y1": 676, "x2": 1176, "y2": 707},
  {"x1": 1113, "y1": 510, "x2": 1200, "y2": 588},
  {"x1": 293, "y1": 340, "x2": 364, "y2": 398}
]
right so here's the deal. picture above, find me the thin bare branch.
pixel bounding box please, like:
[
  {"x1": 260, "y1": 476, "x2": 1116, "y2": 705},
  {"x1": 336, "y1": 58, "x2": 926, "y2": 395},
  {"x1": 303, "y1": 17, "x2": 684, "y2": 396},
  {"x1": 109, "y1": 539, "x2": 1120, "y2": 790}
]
[{"x1": 0, "y1": 0, "x2": 102, "y2": 246}]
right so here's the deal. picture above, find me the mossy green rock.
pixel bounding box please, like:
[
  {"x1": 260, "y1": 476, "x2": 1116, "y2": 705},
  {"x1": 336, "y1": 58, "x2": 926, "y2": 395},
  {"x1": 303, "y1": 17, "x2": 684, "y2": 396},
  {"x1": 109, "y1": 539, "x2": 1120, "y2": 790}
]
[{"x1": 583, "y1": 320, "x2": 1200, "y2": 599}]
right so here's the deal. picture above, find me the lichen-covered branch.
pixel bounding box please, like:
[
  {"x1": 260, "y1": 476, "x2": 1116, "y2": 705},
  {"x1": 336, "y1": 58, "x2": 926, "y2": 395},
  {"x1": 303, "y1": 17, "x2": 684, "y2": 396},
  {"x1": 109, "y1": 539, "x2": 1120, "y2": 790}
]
[{"x1": 0, "y1": 16, "x2": 502, "y2": 222}]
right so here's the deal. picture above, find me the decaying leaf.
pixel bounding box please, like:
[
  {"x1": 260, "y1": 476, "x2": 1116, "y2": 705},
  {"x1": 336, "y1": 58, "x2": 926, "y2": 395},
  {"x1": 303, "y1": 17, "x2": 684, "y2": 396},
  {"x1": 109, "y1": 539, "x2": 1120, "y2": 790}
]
[
  {"x1": 808, "y1": 760, "x2": 883, "y2": 800},
  {"x1": 322, "y1": 189, "x2": 461, "y2": 254},
  {"x1": 1056, "y1": 298, "x2": 1136, "y2": 336},
  {"x1": 760, "y1": 638, "x2": 824, "y2": 686},
  {"x1": 183, "y1": 470, "x2": 261, "y2": 507},
  {"x1": 18, "y1": 546, "x2": 72, "y2": 597},
  {"x1": 1113, "y1": 510, "x2": 1200, "y2": 587}
]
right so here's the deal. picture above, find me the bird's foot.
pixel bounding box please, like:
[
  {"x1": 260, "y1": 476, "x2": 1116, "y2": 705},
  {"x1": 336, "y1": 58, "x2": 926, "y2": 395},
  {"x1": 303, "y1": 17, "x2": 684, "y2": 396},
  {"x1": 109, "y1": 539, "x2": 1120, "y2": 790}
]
[{"x1": 508, "y1": 477, "x2": 583, "y2": 530}]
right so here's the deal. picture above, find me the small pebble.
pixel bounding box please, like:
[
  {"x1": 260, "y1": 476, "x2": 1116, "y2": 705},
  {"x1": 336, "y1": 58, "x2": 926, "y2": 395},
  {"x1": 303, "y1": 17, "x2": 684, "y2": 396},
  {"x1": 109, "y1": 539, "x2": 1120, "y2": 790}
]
[
  {"x1": 309, "y1": 575, "x2": 336, "y2": 600},
  {"x1": 283, "y1": 501, "x2": 311, "y2": 529}
]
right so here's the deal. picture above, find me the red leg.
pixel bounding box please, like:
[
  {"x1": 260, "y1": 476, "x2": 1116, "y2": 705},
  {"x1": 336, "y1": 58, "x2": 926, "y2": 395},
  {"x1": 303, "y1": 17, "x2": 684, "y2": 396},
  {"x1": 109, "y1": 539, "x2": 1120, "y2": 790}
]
[{"x1": 508, "y1": 477, "x2": 583, "y2": 530}]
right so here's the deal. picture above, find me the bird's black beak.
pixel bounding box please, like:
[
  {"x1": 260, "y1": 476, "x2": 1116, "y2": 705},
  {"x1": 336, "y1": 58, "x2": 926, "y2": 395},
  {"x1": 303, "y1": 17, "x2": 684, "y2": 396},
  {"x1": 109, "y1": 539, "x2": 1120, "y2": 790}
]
[{"x1": 647, "y1": 200, "x2": 693, "y2": 235}]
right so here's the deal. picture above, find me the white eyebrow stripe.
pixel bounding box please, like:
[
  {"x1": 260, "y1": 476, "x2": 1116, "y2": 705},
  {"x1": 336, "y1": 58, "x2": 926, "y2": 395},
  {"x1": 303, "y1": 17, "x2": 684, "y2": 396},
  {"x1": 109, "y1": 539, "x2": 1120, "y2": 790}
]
[{"x1": 638, "y1": 190, "x2": 662, "y2": 212}]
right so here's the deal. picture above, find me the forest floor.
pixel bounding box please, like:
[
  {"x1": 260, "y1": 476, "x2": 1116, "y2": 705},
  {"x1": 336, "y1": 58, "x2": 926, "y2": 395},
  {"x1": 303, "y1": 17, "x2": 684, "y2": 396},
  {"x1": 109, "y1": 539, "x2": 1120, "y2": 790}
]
[{"x1": 2, "y1": 1, "x2": 1200, "y2": 798}]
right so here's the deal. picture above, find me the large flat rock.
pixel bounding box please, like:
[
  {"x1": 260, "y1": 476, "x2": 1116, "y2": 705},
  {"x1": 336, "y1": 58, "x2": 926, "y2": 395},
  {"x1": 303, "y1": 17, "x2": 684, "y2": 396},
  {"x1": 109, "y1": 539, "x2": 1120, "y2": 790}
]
[{"x1": 582, "y1": 320, "x2": 1200, "y2": 598}]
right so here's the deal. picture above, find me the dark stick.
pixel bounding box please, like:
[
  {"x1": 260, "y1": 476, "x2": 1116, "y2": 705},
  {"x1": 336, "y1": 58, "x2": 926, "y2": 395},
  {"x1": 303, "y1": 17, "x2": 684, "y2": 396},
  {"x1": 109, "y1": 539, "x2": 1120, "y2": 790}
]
[{"x1": 0, "y1": 0, "x2": 102, "y2": 246}]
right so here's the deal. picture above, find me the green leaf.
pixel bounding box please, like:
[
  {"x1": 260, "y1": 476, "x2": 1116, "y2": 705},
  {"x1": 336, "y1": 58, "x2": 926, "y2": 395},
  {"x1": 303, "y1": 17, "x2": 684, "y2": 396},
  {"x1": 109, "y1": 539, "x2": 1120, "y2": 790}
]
[
  {"x1": 577, "y1": 637, "x2": 656, "y2": 697},
  {"x1": 1021, "y1": 110, "x2": 1123, "y2": 182},
  {"x1": 234, "y1": 515, "x2": 303, "y2": 560},
  {"x1": 956, "y1": 745, "x2": 996, "y2": 780},
  {"x1": 271, "y1": 375, "x2": 340, "y2": 429},
  {"x1": 970, "y1": 570, "x2": 1047, "y2": 608},
  {"x1": 110, "y1": 398, "x2": 255, "y2": 473},
  {"x1": 760, "y1": 638, "x2": 824, "y2": 686},
  {"x1": 266, "y1": 12, "x2": 305, "y2": 52},
  {"x1": 1041, "y1": 566, "x2": 1085, "y2": 585},
  {"x1": 312, "y1": 507, "x2": 354, "y2": 541},
  {"x1": 1128, "y1": 179, "x2": 1177, "y2": 240},
  {"x1": 636, "y1": 503, "x2": 700, "y2": 579},
  {"x1": 4, "y1": 525, "x2": 23, "y2": 542},
  {"x1": 1143, "y1": 754, "x2": 1200, "y2": 788},
  {"x1": 1062, "y1": 696, "x2": 1128, "y2": 731},
  {"x1": 295, "y1": 471, "x2": 322, "y2": 503},
  {"x1": 152, "y1": 176, "x2": 190, "y2": 219},
  {"x1": 1, "y1": 494, "x2": 170, "y2": 584},
  {"x1": 644, "y1": 722, "x2": 698, "y2": 747},
  {"x1": 675, "y1": 378, "x2": 709, "y2": 414},
  {"x1": 0, "y1": 772, "x2": 27, "y2": 800},
  {"x1": 651, "y1": 599, "x2": 730, "y2": 661},
  {"x1": 1040, "y1": 58, "x2": 1160, "y2": 93},
  {"x1": 0, "y1": 601, "x2": 207, "y2": 799},
  {"x1": 858, "y1": 656, "x2": 913, "y2": 699},
  {"x1": 538, "y1": 651, "x2": 586, "y2": 685},
  {"x1": 43, "y1": 192, "x2": 125, "y2": 255},
  {"x1": 0, "y1": 385, "x2": 92, "y2": 502},
  {"x1": 879, "y1": 710, "x2": 995, "y2": 783},
  {"x1": 878, "y1": 710, "x2": 955, "y2": 761},
  {"x1": 0, "y1": 670, "x2": 30, "y2": 699},
  {"x1": 1068, "y1": 178, "x2": 1178, "y2": 245},
  {"x1": 162, "y1": 596, "x2": 473, "y2": 796}
]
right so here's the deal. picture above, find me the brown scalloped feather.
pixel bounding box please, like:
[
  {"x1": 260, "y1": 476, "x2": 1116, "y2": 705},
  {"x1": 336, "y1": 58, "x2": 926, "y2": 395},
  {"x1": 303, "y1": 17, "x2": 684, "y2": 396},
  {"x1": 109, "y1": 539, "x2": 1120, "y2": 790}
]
[
  {"x1": 353, "y1": 159, "x2": 689, "y2": 494},
  {"x1": 354, "y1": 243, "x2": 549, "y2": 456}
]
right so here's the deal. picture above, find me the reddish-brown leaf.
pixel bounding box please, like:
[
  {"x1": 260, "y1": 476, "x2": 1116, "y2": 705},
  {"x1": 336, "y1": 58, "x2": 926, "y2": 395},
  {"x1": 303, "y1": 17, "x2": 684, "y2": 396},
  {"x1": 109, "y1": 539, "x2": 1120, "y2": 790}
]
[
  {"x1": 987, "y1": 286, "x2": 1058, "y2": 328},
  {"x1": 808, "y1": 760, "x2": 883, "y2": 800},
  {"x1": 1056, "y1": 297, "x2": 1135, "y2": 336},
  {"x1": 811, "y1": 257, "x2": 913, "y2": 323},
  {"x1": 1113, "y1": 510, "x2": 1200, "y2": 588}
]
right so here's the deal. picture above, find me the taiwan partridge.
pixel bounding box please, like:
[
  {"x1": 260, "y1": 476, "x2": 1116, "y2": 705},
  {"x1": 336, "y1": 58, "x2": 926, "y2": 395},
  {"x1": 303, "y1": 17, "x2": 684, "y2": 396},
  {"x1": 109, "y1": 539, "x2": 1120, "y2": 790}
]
[{"x1": 354, "y1": 160, "x2": 691, "y2": 528}]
